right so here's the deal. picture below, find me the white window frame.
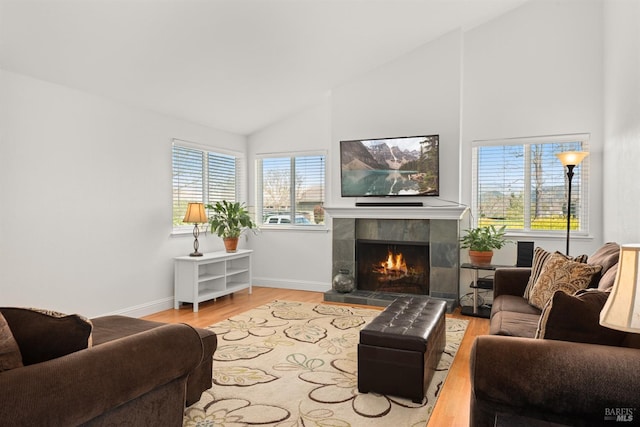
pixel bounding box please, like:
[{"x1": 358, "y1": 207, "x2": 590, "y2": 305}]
[
  {"x1": 471, "y1": 133, "x2": 590, "y2": 236},
  {"x1": 172, "y1": 139, "x2": 245, "y2": 234},
  {"x1": 256, "y1": 150, "x2": 327, "y2": 230}
]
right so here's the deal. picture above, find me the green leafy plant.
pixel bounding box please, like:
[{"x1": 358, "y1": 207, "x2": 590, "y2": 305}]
[
  {"x1": 206, "y1": 201, "x2": 257, "y2": 239},
  {"x1": 460, "y1": 225, "x2": 510, "y2": 252}
]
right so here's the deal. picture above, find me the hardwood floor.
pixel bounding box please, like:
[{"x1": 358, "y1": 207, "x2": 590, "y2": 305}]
[{"x1": 144, "y1": 287, "x2": 490, "y2": 427}]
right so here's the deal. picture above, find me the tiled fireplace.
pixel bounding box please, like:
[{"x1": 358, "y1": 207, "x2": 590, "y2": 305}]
[
  {"x1": 356, "y1": 238, "x2": 430, "y2": 295},
  {"x1": 324, "y1": 206, "x2": 468, "y2": 311}
]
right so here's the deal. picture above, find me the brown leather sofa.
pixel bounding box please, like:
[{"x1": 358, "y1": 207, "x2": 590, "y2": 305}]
[
  {"x1": 0, "y1": 309, "x2": 217, "y2": 426},
  {"x1": 469, "y1": 243, "x2": 640, "y2": 427}
]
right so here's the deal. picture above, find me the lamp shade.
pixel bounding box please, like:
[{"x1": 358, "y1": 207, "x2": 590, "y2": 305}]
[
  {"x1": 183, "y1": 202, "x2": 207, "y2": 224},
  {"x1": 600, "y1": 244, "x2": 640, "y2": 332},
  {"x1": 555, "y1": 151, "x2": 589, "y2": 167}
]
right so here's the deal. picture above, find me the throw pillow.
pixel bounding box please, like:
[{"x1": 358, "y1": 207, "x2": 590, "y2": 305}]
[
  {"x1": 0, "y1": 307, "x2": 93, "y2": 366},
  {"x1": 523, "y1": 248, "x2": 588, "y2": 299},
  {"x1": 24, "y1": 307, "x2": 94, "y2": 347},
  {"x1": 527, "y1": 253, "x2": 602, "y2": 310},
  {"x1": 0, "y1": 312, "x2": 23, "y2": 372},
  {"x1": 536, "y1": 289, "x2": 628, "y2": 346}
]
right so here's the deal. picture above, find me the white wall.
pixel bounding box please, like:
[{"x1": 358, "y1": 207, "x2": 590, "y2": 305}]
[
  {"x1": 331, "y1": 30, "x2": 463, "y2": 206},
  {"x1": 247, "y1": 98, "x2": 333, "y2": 290},
  {"x1": 248, "y1": 1, "x2": 612, "y2": 300},
  {"x1": 2, "y1": 0, "x2": 627, "y2": 315},
  {"x1": 603, "y1": 0, "x2": 640, "y2": 244},
  {"x1": 461, "y1": 0, "x2": 605, "y2": 259},
  {"x1": 0, "y1": 70, "x2": 246, "y2": 317},
  {"x1": 247, "y1": 31, "x2": 463, "y2": 290}
]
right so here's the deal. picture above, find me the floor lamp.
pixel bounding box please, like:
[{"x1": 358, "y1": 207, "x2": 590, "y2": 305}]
[
  {"x1": 183, "y1": 202, "x2": 208, "y2": 257},
  {"x1": 556, "y1": 151, "x2": 589, "y2": 255}
]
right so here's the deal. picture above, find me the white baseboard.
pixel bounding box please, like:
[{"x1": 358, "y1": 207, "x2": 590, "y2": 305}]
[
  {"x1": 100, "y1": 297, "x2": 175, "y2": 318},
  {"x1": 252, "y1": 276, "x2": 331, "y2": 293},
  {"x1": 99, "y1": 280, "x2": 331, "y2": 318}
]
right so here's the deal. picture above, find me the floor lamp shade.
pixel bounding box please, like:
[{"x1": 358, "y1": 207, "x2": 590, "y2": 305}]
[
  {"x1": 183, "y1": 202, "x2": 208, "y2": 257},
  {"x1": 600, "y1": 244, "x2": 640, "y2": 333},
  {"x1": 555, "y1": 151, "x2": 589, "y2": 167}
]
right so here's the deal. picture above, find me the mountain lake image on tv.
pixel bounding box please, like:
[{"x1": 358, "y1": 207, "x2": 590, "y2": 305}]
[{"x1": 340, "y1": 135, "x2": 439, "y2": 197}]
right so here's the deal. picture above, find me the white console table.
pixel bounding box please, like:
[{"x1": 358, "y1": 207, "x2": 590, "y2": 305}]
[{"x1": 174, "y1": 249, "x2": 252, "y2": 312}]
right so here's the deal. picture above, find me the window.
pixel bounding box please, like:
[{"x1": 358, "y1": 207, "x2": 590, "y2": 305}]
[
  {"x1": 472, "y1": 134, "x2": 589, "y2": 234},
  {"x1": 172, "y1": 140, "x2": 243, "y2": 232},
  {"x1": 256, "y1": 152, "x2": 326, "y2": 227}
]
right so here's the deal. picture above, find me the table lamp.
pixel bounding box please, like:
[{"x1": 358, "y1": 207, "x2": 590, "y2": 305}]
[
  {"x1": 600, "y1": 244, "x2": 640, "y2": 332},
  {"x1": 555, "y1": 151, "x2": 589, "y2": 255},
  {"x1": 183, "y1": 202, "x2": 208, "y2": 257}
]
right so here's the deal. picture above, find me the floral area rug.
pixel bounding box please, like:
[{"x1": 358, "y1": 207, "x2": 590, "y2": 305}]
[{"x1": 184, "y1": 300, "x2": 468, "y2": 427}]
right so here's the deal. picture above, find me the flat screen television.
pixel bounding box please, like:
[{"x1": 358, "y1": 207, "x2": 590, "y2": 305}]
[{"x1": 340, "y1": 134, "x2": 439, "y2": 197}]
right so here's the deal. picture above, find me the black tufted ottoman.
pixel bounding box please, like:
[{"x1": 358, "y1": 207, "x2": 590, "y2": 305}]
[{"x1": 357, "y1": 296, "x2": 447, "y2": 403}]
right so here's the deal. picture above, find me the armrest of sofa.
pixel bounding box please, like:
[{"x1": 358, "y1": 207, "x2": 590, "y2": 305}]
[
  {"x1": 470, "y1": 335, "x2": 640, "y2": 426},
  {"x1": 493, "y1": 268, "x2": 531, "y2": 298},
  {"x1": 0, "y1": 323, "x2": 203, "y2": 426}
]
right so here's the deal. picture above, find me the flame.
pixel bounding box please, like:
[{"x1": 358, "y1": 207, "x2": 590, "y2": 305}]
[{"x1": 379, "y1": 250, "x2": 408, "y2": 275}]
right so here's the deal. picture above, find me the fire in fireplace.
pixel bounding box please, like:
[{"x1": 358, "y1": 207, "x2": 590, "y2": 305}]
[
  {"x1": 376, "y1": 250, "x2": 408, "y2": 276},
  {"x1": 356, "y1": 239, "x2": 429, "y2": 295}
]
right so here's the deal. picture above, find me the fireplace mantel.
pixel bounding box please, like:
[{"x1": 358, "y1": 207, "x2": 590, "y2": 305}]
[{"x1": 324, "y1": 205, "x2": 468, "y2": 220}]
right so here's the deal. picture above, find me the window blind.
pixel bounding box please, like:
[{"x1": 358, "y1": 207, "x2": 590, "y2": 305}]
[
  {"x1": 472, "y1": 135, "x2": 589, "y2": 233},
  {"x1": 294, "y1": 155, "x2": 325, "y2": 219},
  {"x1": 172, "y1": 140, "x2": 243, "y2": 231}
]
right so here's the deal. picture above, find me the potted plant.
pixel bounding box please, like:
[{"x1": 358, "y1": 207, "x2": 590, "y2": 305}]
[
  {"x1": 206, "y1": 201, "x2": 257, "y2": 252},
  {"x1": 460, "y1": 225, "x2": 510, "y2": 266}
]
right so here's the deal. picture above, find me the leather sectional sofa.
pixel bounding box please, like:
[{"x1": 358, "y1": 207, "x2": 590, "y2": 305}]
[{"x1": 470, "y1": 243, "x2": 640, "y2": 426}]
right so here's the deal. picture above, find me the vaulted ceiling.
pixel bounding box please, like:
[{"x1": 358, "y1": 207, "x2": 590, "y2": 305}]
[{"x1": 1, "y1": 0, "x2": 528, "y2": 135}]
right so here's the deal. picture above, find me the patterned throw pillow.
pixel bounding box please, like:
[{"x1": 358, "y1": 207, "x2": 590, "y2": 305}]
[
  {"x1": 528, "y1": 253, "x2": 602, "y2": 310},
  {"x1": 0, "y1": 312, "x2": 23, "y2": 372},
  {"x1": 523, "y1": 248, "x2": 588, "y2": 299}
]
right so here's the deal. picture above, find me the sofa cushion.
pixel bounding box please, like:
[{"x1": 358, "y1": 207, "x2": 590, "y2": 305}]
[
  {"x1": 586, "y1": 242, "x2": 620, "y2": 289},
  {"x1": 527, "y1": 253, "x2": 602, "y2": 310},
  {"x1": 598, "y1": 263, "x2": 618, "y2": 291},
  {"x1": 587, "y1": 242, "x2": 620, "y2": 275},
  {"x1": 523, "y1": 248, "x2": 588, "y2": 299},
  {"x1": 91, "y1": 315, "x2": 165, "y2": 345},
  {"x1": 490, "y1": 310, "x2": 540, "y2": 337},
  {"x1": 491, "y1": 294, "x2": 542, "y2": 318},
  {"x1": 0, "y1": 312, "x2": 23, "y2": 372},
  {"x1": 536, "y1": 289, "x2": 628, "y2": 346},
  {"x1": 0, "y1": 307, "x2": 93, "y2": 365}
]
